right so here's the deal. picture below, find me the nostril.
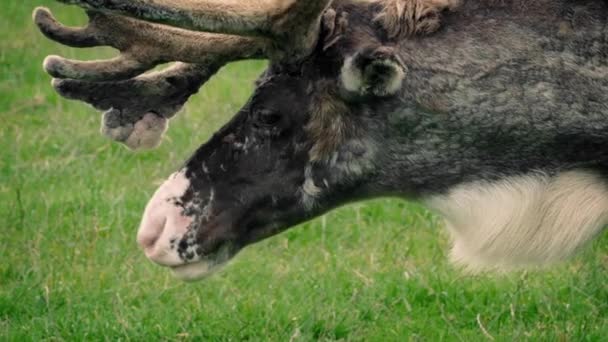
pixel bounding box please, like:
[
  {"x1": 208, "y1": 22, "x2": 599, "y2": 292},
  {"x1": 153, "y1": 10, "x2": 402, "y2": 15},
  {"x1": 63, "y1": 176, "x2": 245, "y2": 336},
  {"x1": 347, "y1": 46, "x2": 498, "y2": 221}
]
[
  {"x1": 137, "y1": 213, "x2": 167, "y2": 250},
  {"x1": 138, "y1": 234, "x2": 158, "y2": 251}
]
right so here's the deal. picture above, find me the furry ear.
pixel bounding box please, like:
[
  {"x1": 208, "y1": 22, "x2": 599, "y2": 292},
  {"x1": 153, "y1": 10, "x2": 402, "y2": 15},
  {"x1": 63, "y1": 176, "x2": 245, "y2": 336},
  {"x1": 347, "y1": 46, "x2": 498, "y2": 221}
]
[{"x1": 340, "y1": 46, "x2": 407, "y2": 97}]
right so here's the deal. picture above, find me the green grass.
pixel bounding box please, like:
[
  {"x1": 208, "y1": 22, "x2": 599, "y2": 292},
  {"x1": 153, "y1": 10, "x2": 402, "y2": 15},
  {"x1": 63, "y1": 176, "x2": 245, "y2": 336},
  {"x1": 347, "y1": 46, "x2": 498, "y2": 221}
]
[{"x1": 1, "y1": 1, "x2": 608, "y2": 340}]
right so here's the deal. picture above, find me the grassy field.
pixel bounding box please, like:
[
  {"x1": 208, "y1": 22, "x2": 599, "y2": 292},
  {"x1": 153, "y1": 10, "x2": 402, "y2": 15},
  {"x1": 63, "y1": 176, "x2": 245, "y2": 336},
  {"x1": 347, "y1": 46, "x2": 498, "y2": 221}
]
[{"x1": 1, "y1": 1, "x2": 608, "y2": 341}]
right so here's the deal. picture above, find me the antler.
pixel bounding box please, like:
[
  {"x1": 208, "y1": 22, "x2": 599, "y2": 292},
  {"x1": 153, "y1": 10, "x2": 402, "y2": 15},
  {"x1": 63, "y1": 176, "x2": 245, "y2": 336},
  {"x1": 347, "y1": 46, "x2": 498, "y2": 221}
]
[
  {"x1": 34, "y1": 7, "x2": 267, "y2": 149},
  {"x1": 34, "y1": 0, "x2": 332, "y2": 149},
  {"x1": 52, "y1": 0, "x2": 332, "y2": 57},
  {"x1": 51, "y1": 63, "x2": 219, "y2": 149},
  {"x1": 34, "y1": 8, "x2": 268, "y2": 81}
]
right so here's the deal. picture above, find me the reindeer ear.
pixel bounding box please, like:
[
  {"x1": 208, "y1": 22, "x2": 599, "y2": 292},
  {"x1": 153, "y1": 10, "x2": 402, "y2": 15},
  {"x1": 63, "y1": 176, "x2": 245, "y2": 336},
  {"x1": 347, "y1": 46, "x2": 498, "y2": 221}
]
[{"x1": 340, "y1": 46, "x2": 406, "y2": 98}]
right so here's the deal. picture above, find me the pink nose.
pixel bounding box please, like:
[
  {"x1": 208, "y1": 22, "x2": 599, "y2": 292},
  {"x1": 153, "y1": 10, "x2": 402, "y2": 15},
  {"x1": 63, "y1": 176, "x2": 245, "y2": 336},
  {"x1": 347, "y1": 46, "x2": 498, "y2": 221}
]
[{"x1": 137, "y1": 171, "x2": 193, "y2": 266}]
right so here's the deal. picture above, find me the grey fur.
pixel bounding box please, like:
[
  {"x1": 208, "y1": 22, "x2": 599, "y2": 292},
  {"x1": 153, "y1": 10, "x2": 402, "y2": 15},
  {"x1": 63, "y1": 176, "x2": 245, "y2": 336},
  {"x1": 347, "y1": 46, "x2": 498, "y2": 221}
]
[{"x1": 372, "y1": 0, "x2": 608, "y2": 195}]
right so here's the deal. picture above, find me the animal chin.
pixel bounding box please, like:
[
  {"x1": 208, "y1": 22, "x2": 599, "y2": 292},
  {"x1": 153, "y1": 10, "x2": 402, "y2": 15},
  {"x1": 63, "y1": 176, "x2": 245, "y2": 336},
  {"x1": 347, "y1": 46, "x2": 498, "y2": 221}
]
[
  {"x1": 169, "y1": 259, "x2": 228, "y2": 282},
  {"x1": 170, "y1": 243, "x2": 237, "y2": 282}
]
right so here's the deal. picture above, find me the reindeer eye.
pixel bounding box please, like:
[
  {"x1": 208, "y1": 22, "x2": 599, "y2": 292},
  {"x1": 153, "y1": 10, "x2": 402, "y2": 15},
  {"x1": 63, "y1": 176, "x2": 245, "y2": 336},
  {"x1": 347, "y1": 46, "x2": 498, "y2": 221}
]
[{"x1": 254, "y1": 109, "x2": 282, "y2": 127}]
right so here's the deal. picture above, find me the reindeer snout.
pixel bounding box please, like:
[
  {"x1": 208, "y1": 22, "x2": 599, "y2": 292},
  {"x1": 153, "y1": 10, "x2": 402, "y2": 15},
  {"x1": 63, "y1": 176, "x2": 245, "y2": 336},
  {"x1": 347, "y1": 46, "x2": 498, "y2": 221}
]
[{"x1": 137, "y1": 171, "x2": 193, "y2": 266}]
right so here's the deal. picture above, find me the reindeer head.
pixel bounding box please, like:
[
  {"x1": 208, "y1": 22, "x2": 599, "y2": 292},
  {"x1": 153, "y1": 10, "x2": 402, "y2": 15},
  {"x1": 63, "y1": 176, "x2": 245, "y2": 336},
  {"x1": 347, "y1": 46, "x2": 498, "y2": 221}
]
[{"x1": 34, "y1": 0, "x2": 464, "y2": 280}]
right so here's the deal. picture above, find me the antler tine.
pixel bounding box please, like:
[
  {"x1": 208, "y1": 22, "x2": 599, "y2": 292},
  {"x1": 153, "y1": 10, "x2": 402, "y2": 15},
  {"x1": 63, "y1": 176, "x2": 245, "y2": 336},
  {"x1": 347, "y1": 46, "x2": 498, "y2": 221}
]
[
  {"x1": 35, "y1": 7, "x2": 151, "y2": 80},
  {"x1": 43, "y1": 55, "x2": 153, "y2": 81},
  {"x1": 34, "y1": 7, "x2": 102, "y2": 47},
  {"x1": 34, "y1": 6, "x2": 270, "y2": 81},
  {"x1": 50, "y1": 62, "x2": 213, "y2": 116}
]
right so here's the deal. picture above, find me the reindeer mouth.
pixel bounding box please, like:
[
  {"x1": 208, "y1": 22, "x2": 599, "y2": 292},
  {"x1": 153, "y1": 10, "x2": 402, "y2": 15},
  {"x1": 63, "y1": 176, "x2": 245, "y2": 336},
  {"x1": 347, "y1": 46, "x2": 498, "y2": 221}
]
[
  {"x1": 168, "y1": 243, "x2": 237, "y2": 281},
  {"x1": 169, "y1": 260, "x2": 223, "y2": 282}
]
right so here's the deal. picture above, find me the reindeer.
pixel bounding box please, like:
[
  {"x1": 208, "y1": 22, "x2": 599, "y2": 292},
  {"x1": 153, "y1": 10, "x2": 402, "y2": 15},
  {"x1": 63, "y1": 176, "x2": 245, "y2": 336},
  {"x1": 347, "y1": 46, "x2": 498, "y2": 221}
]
[{"x1": 33, "y1": 0, "x2": 608, "y2": 281}]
